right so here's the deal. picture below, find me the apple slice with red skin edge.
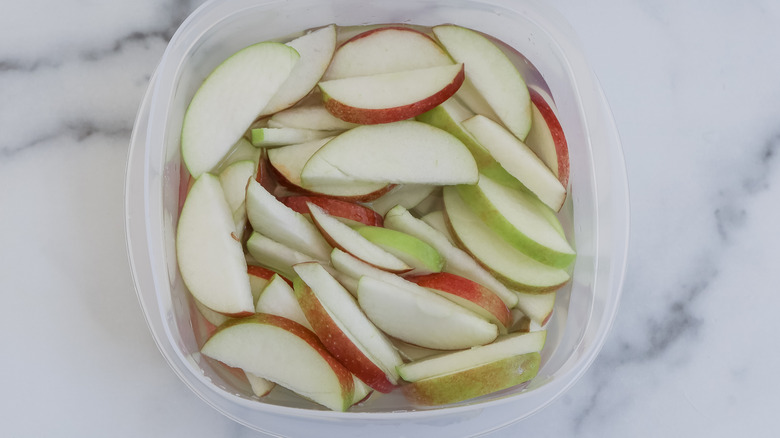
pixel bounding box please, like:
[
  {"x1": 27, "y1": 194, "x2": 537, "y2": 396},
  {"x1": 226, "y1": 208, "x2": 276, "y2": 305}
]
[
  {"x1": 406, "y1": 272, "x2": 512, "y2": 333},
  {"x1": 267, "y1": 136, "x2": 392, "y2": 201},
  {"x1": 525, "y1": 87, "x2": 570, "y2": 188},
  {"x1": 432, "y1": 25, "x2": 532, "y2": 141},
  {"x1": 513, "y1": 290, "x2": 556, "y2": 326},
  {"x1": 356, "y1": 276, "x2": 498, "y2": 350},
  {"x1": 307, "y1": 203, "x2": 411, "y2": 273},
  {"x1": 177, "y1": 174, "x2": 254, "y2": 316},
  {"x1": 245, "y1": 372, "x2": 275, "y2": 398},
  {"x1": 301, "y1": 121, "x2": 478, "y2": 187},
  {"x1": 280, "y1": 195, "x2": 383, "y2": 227},
  {"x1": 245, "y1": 178, "x2": 332, "y2": 261},
  {"x1": 268, "y1": 105, "x2": 359, "y2": 131},
  {"x1": 442, "y1": 186, "x2": 570, "y2": 292},
  {"x1": 201, "y1": 313, "x2": 355, "y2": 411},
  {"x1": 251, "y1": 127, "x2": 339, "y2": 147},
  {"x1": 292, "y1": 262, "x2": 402, "y2": 393},
  {"x1": 383, "y1": 205, "x2": 518, "y2": 308},
  {"x1": 181, "y1": 42, "x2": 299, "y2": 178},
  {"x1": 256, "y1": 274, "x2": 312, "y2": 331},
  {"x1": 369, "y1": 184, "x2": 436, "y2": 216},
  {"x1": 401, "y1": 352, "x2": 540, "y2": 406},
  {"x1": 462, "y1": 115, "x2": 567, "y2": 212},
  {"x1": 319, "y1": 63, "x2": 465, "y2": 125},
  {"x1": 351, "y1": 376, "x2": 373, "y2": 406},
  {"x1": 354, "y1": 226, "x2": 444, "y2": 275},
  {"x1": 246, "y1": 232, "x2": 317, "y2": 280},
  {"x1": 259, "y1": 25, "x2": 337, "y2": 116},
  {"x1": 323, "y1": 26, "x2": 453, "y2": 81}
]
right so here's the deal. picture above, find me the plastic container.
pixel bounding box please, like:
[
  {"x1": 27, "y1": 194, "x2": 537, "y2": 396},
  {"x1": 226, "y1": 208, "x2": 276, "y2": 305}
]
[{"x1": 125, "y1": 0, "x2": 629, "y2": 436}]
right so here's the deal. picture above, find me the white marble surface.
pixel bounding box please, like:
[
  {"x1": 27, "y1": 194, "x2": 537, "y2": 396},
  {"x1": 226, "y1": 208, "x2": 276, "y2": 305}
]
[{"x1": 2, "y1": 0, "x2": 779, "y2": 437}]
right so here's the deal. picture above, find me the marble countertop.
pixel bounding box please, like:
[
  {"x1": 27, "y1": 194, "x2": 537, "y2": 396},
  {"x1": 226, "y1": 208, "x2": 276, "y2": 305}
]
[{"x1": 2, "y1": 0, "x2": 779, "y2": 436}]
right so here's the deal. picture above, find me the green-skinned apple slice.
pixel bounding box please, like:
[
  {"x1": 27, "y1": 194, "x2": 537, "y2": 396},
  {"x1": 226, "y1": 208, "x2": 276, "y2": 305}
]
[
  {"x1": 319, "y1": 63, "x2": 465, "y2": 124},
  {"x1": 245, "y1": 178, "x2": 332, "y2": 261},
  {"x1": 256, "y1": 274, "x2": 312, "y2": 331},
  {"x1": 301, "y1": 121, "x2": 478, "y2": 186},
  {"x1": 432, "y1": 25, "x2": 532, "y2": 141},
  {"x1": 462, "y1": 115, "x2": 567, "y2": 211},
  {"x1": 456, "y1": 176, "x2": 574, "y2": 268},
  {"x1": 307, "y1": 203, "x2": 411, "y2": 273},
  {"x1": 401, "y1": 352, "x2": 540, "y2": 406},
  {"x1": 181, "y1": 42, "x2": 299, "y2": 178},
  {"x1": 268, "y1": 105, "x2": 359, "y2": 131},
  {"x1": 176, "y1": 174, "x2": 253, "y2": 316},
  {"x1": 246, "y1": 232, "x2": 316, "y2": 279},
  {"x1": 369, "y1": 184, "x2": 437, "y2": 216},
  {"x1": 323, "y1": 26, "x2": 453, "y2": 80},
  {"x1": 354, "y1": 226, "x2": 444, "y2": 275},
  {"x1": 524, "y1": 87, "x2": 570, "y2": 188},
  {"x1": 293, "y1": 262, "x2": 402, "y2": 392},
  {"x1": 251, "y1": 127, "x2": 338, "y2": 147},
  {"x1": 259, "y1": 25, "x2": 337, "y2": 116},
  {"x1": 201, "y1": 314, "x2": 355, "y2": 411},
  {"x1": 442, "y1": 186, "x2": 570, "y2": 292},
  {"x1": 383, "y1": 205, "x2": 518, "y2": 308},
  {"x1": 280, "y1": 195, "x2": 383, "y2": 227}
]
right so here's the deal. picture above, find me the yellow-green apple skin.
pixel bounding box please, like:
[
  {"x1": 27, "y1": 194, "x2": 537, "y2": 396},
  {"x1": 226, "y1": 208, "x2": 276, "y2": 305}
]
[{"x1": 355, "y1": 225, "x2": 444, "y2": 274}]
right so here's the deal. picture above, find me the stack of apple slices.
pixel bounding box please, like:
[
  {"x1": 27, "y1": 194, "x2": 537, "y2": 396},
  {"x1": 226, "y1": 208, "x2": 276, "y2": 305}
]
[{"x1": 176, "y1": 23, "x2": 576, "y2": 410}]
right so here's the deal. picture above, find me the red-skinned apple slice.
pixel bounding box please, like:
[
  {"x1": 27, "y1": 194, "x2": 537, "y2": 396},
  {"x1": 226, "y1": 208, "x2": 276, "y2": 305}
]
[
  {"x1": 280, "y1": 195, "x2": 383, "y2": 227},
  {"x1": 247, "y1": 264, "x2": 278, "y2": 303},
  {"x1": 201, "y1": 313, "x2": 355, "y2": 411},
  {"x1": 525, "y1": 87, "x2": 570, "y2": 188},
  {"x1": 292, "y1": 262, "x2": 402, "y2": 393},
  {"x1": 176, "y1": 174, "x2": 254, "y2": 316},
  {"x1": 319, "y1": 63, "x2": 465, "y2": 124},
  {"x1": 406, "y1": 272, "x2": 512, "y2": 333},
  {"x1": 324, "y1": 26, "x2": 453, "y2": 80},
  {"x1": 256, "y1": 274, "x2": 312, "y2": 331}
]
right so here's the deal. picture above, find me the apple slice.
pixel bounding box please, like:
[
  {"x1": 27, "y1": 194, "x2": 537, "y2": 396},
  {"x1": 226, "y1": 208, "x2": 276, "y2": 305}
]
[
  {"x1": 442, "y1": 186, "x2": 570, "y2": 292},
  {"x1": 462, "y1": 115, "x2": 567, "y2": 211},
  {"x1": 397, "y1": 330, "x2": 546, "y2": 382},
  {"x1": 323, "y1": 27, "x2": 453, "y2": 80},
  {"x1": 369, "y1": 184, "x2": 436, "y2": 216},
  {"x1": 267, "y1": 137, "x2": 392, "y2": 201},
  {"x1": 391, "y1": 339, "x2": 445, "y2": 362},
  {"x1": 245, "y1": 372, "x2": 275, "y2": 398},
  {"x1": 194, "y1": 299, "x2": 231, "y2": 328},
  {"x1": 383, "y1": 205, "x2": 518, "y2": 308},
  {"x1": 319, "y1": 63, "x2": 465, "y2": 124},
  {"x1": 256, "y1": 274, "x2": 312, "y2": 331},
  {"x1": 251, "y1": 127, "x2": 338, "y2": 147},
  {"x1": 218, "y1": 160, "x2": 256, "y2": 240},
  {"x1": 259, "y1": 25, "x2": 337, "y2": 116},
  {"x1": 401, "y1": 352, "x2": 540, "y2": 406},
  {"x1": 280, "y1": 195, "x2": 383, "y2": 227},
  {"x1": 246, "y1": 232, "x2": 316, "y2": 279},
  {"x1": 406, "y1": 272, "x2": 512, "y2": 333},
  {"x1": 268, "y1": 105, "x2": 359, "y2": 131},
  {"x1": 432, "y1": 25, "x2": 532, "y2": 141},
  {"x1": 301, "y1": 121, "x2": 478, "y2": 186},
  {"x1": 357, "y1": 276, "x2": 498, "y2": 350},
  {"x1": 176, "y1": 174, "x2": 253, "y2": 316},
  {"x1": 247, "y1": 264, "x2": 278, "y2": 304},
  {"x1": 293, "y1": 262, "x2": 402, "y2": 392},
  {"x1": 456, "y1": 175, "x2": 574, "y2": 268},
  {"x1": 509, "y1": 309, "x2": 546, "y2": 333},
  {"x1": 524, "y1": 88, "x2": 570, "y2": 188},
  {"x1": 245, "y1": 178, "x2": 332, "y2": 261},
  {"x1": 201, "y1": 313, "x2": 355, "y2": 411},
  {"x1": 214, "y1": 138, "x2": 261, "y2": 174},
  {"x1": 354, "y1": 226, "x2": 444, "y2": 275},
  {"x1": 307, "y1": 203, "x2": 411, "y2": 273},
  {"x1": 513, "y1": 290, "x2": 556, "y2": 326},
  {"x1": 181, "y1": 42, "x2": 299, "y2": 178}
]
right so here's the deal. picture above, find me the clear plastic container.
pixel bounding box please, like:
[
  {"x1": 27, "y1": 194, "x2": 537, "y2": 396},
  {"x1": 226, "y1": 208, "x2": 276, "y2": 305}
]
[{"x1": 125, "y1": 0, "x2": 629, "y2": 436}]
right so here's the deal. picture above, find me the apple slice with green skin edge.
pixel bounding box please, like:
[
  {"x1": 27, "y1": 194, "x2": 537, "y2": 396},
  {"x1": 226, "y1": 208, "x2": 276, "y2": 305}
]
[
  {"x1": 513, "y1": 290, "x2": 556, "y2": 326},
  {"x1": 323, "y1": 26, "x2": 453, "y2": 81},
  {"x1": 307, "y1": 203, "x2": 411, "y2": 273},
  {"x1": 280, "y1": 195, "x2": 383, "y2": 227},
  {"x1": 354, "y1": 226, "x2": 444, "y2": 275},
  {"x1": 268, "y1": 105, "x2": 359, "y2": 131},
  {"x1": 301, "y1": 121, "x2": 479, "y2": 187},
  {"x1": 267, "y1": 136, "x2": 392, "y2": 202},
  {"x1": 383, "y1": 205, "x2": 518, "y2": 308},
  {"x1": 525, "y1": 88, "x2": 571, "y2": 188},
  {"x1": 432, "y1": 25, "x2": 532, "y2": 141},
  {"x1": 456, "y1": 176, "x2": 574, "y2": 268},
  {"x1": 401, "y1": 352, "x2": 540, "y2": 406},
  {"x1": 201, "y1": 313, "x2": 355, "y2": 411},
  {"x1": 256, "y1": 274, "x2": 312, "y2": 331},
  {"x1": 251, "y1": 127, "x2": 339, "y2": 147},
  {"x1": 259, "y1": 25, "x2": 337, "y2": 117},
  {"x1": 181, "y1": 42, "x2": 299, "y2": 178},
  {"x1": 292, "y1": 262, "x2": 402, "y2": 393},
  {"x1": 356, "y1": 276, "x2": 498, "y2": 350},
  {"x1": 442, "y1": 186, "x2": 570, "y2": 292},
  {"x1": 246, "y1": 373, "x2": 275, "y2": 398},
  {"x1": 369, "y1": 184, "x2": 437, "y2": 216},
  {"x1": 396, "y1": 330, "x2": 546, "y2": 382},
  {"x1": 319, "y1": 63, "x2": 465, "y2": 125},
  {"x1": 246, "y1": 232, "x2": 317, "y2": 280},
  {"x1": 406, "y1": 272, "x2": 512, "y2": 333},
  {"x1": 462, "y1": 115, "x2": 567, "y2": 211},
  {"x1": 177, "y1": 174, "x2": 254, "y2": 316},
  {"x1": 245, "y1": 178, "x2": 332, "y2": 261}
]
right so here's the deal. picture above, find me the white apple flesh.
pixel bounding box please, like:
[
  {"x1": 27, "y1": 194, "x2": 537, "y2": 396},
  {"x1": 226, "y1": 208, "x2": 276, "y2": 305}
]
[{"x1": 256, "y1": 274, "x2": 312, "y2": 331}]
